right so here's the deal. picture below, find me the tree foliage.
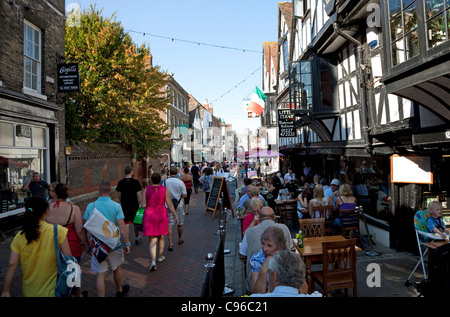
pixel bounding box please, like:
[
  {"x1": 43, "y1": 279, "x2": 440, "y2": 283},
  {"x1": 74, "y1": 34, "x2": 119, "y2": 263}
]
[{"x1": 64, "y1": 5, "x2": 171, "y2": 159}]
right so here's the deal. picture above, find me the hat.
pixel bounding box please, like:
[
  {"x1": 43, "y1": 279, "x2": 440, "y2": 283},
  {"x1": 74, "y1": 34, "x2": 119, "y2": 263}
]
[{"x1": 331, "y1": 179, "x2": 340, "y2": 186}]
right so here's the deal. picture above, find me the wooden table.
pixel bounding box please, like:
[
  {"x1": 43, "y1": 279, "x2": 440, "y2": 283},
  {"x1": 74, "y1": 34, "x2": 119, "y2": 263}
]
[
  {"x1": 298, "y1": 235, "x2": 362, "y2": 293},
  {"x1": 423, "y1": 240, "x2": 449, "y2": 250}
]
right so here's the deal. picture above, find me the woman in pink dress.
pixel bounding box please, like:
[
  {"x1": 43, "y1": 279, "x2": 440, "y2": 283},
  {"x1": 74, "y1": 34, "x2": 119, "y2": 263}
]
[{"x1": 142, "y1": 173, "x2": 178, "y2": 271}]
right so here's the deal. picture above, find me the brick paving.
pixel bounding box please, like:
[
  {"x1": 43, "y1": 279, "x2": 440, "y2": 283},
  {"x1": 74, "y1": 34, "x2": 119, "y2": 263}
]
[{"x1": 0, "y1": 188, "x2": 237, "y2": 297}]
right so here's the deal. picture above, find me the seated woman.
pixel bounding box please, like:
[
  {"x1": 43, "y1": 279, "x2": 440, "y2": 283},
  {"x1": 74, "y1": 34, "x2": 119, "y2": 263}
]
[
  {"x1": 330, "y1": 183, "x2": 356, "y2": 231},
  {"x1": 297, "y1": 187, "x2": 312, "y2": 219},
  {"x1": 308, "y1": 184, "x2": 328, "y2": 218},
  {"x1": 250, "y1": 226, "x2": 308, "y2": 295},
  {"x1": 242, "y1": 198, "x2": 265, "y2": 233}
]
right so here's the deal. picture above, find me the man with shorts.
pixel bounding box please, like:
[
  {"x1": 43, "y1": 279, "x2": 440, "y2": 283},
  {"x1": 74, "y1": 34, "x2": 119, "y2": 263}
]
[
  {"x1": 116, "y1": 166, "x2": 143, "y2": 245},
  {"x1": 83, "y1": 179, "x2": 131, "y2": 297},
  {"x1": 165, "y1": 167, "x2": 187, "y2": 251}
]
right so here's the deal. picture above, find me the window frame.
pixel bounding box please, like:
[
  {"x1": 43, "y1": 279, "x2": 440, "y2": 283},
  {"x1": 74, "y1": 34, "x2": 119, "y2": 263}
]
[{"x1": 23, "y1": 20, "x2": 42, "y2": 94}]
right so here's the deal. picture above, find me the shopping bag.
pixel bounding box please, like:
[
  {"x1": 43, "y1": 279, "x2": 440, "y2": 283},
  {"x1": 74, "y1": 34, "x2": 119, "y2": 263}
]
[
  {"x1": 133, "y1": 207, "x2": 145, "y2": 224},
  {"x1": 90, "y1": 234, "x2": 112, "y2": 263},
  {"x1": 83, "y1": 207, "x2": 120, "y2": 249},
  {"x1": 53, "y1": 225, "x2": 81, "y2": 297}
]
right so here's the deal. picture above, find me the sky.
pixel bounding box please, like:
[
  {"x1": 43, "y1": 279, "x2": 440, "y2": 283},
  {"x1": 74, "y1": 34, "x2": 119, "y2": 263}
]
[{"x1": 74, "y1": 0, "x2": 280, "y2": 133}]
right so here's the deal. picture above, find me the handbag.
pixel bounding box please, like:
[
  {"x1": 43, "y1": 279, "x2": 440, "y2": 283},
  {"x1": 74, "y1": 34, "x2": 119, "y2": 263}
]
[
  {"x1": 133, "y1": 207, "x2": 145, "y2": 224},
  {"x1": 171, "y1": 197, "x2": 182, "y2": 209},
  {"x1": 53, "y1": 224, "x2": 81, "y2": 297}
]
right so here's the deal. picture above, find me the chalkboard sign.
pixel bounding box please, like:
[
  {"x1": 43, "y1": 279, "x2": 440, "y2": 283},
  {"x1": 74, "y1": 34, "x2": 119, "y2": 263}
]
[{"x1": 204, "y1": 177, "x2": 234, "y2": 219}]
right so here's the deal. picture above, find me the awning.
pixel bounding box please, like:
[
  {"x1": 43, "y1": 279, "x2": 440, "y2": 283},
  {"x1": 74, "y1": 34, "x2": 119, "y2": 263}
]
[
  {"x1": 0, "y1": 156, "x2": 29, "y2": 168},
  {"x1": 248, "y1": 150, "x2": 284, "y2": 159}
]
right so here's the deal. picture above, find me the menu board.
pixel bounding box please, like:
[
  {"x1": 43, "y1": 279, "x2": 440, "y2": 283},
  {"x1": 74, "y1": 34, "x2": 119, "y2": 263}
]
[{"x1": 204, "y1": 177, "x2": 234, "y2": 219}]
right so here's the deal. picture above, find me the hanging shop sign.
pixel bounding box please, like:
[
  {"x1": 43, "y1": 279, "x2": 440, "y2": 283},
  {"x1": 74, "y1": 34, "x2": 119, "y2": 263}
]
[
  {"x1": 57, "y1": 63, "x2": 80, "y2": 92},
  {"x1": 278, "y1": 109, "x2": 297, "y2": 137}
]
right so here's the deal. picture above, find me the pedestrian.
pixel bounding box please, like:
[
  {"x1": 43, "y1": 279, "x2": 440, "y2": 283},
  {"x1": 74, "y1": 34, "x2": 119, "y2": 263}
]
[
  {"x1": 239, "y1": 206, "x2": 292, "y2": 293},
  {"x1": 83, "y1": 179, "x2": 130, "y2": 297},
  {"x1": 181, "y1": 166, "x2": 193, "y2": 215},
  {"x1": 23, "y1": 172, "x2": 49, "y2": 200},
  {"x1": 47, "y1": 183, "x2": 89, "y2": 263},
  {"x1": 165, "y1": 166, "x2": 187, "y2": 251},
  {"x1": 1, "y1": 196, "x2": 71, "y2": 297},
  {"x1": 250, "y1": 250, "x2": 320, "y2": 297},
  {"x1": 142, "y1": 173, "x2": 178, "y2": 271},
  {"x1": 116, "y1": 166, "x2": 143, "y2": 245},
  {"x1": 199, "y1": 167, "x2": 214, "y2": 206},
  {"x1": 190, "y1": 162, "x2": 201, "y2": 193}
]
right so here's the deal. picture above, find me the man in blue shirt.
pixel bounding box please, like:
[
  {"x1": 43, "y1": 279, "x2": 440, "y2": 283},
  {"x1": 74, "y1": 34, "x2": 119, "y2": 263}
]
[{"x1": 84, "y1": 179, "x2": 130, "y2": 297}]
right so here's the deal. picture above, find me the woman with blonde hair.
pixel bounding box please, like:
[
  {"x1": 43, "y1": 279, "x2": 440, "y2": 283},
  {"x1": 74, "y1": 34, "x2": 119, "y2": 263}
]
[{"x1": 308, "y1": 184, "x2": 328, "y2": 218}]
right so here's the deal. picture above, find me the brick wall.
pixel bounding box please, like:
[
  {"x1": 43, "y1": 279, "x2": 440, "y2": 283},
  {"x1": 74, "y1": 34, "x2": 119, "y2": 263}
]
[{"x1": 67, "y1": 142, "x2": 145, "y2": 212}]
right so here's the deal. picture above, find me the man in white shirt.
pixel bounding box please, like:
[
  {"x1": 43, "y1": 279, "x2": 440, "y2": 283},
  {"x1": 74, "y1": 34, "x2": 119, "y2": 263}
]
[
  {"x1": 283, "y1": 167, "x2": 295, "y2": 185},
  {"x1": 165, "y1": 167, "x2": 187, "y2": 250}
]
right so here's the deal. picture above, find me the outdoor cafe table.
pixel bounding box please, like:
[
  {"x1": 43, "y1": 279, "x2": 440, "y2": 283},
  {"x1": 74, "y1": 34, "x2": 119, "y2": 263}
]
[{"x1": 296, "y1": 235, "x2": 362, "y2": 293}]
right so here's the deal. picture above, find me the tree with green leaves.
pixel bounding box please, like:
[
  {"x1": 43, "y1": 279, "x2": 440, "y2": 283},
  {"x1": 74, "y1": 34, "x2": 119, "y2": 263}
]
[{"x1": 64, "y1": 5, "x2": 171, "y2": 159}]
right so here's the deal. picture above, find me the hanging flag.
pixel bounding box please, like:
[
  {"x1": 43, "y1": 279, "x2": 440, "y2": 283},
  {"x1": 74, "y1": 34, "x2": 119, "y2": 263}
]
[{"x1": 246, "y1": 86, "x2": 266, "y2": 116}]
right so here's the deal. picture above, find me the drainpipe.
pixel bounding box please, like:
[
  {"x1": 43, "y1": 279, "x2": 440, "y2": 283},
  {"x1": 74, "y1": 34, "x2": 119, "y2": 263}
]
[{"x1": 332, "y1": 22, "x2": 375, "y2": 155}]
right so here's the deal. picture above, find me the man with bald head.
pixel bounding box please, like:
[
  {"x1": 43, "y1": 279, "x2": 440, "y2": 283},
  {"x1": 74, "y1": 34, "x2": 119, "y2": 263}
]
[{"x1": 239, "y1": 206, "x2": 292, "y2": 294}]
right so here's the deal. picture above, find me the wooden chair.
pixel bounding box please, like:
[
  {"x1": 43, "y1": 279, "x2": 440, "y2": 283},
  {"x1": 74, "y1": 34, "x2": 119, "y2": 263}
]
[
  {"x1": 339, "y1": 209, "x2": 361, "y2": 245},
  {"x1": 311, "y1": 238, "x2": 357, "y2": 297},
  {"x1": 310, "y1": 205, "x2": 335, "y2": 235},
  {"x1": 279, "y1": 200, "x2": 298, "y2": 227},
  {"x1": 299, "y1": 218, "x2": 325, "y2": 238}
]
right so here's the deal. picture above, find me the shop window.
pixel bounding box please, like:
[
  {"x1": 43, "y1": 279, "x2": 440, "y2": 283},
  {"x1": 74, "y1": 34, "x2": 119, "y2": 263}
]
[
  {"x1": 0, "y1": 122, "x2": 48, "y2": 213},
  {"x1": 23, "y1": 21, "x2": 42, "y2": 93},
  {"x1": 425, "y1": 0, "x2": 450, "y2": 48},
  {"x1": 0, "y1": 122, "x2": 14, "y2": 146},
  {"x1": 389, "y1": 0, "x2": 419, "y2": 66}
]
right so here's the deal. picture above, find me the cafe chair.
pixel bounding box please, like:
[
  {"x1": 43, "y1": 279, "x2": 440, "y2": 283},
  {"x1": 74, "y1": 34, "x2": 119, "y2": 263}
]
[
  {"x1": 279, "y1": 199, "x2": 298, "y2": 227},
  {"x1": 311, "y1": 205, "x2": 334, "y2": 235},
  {"x1": 299, "y1": 218, "x2": 325, "y2": 238},
  {"x1": 405, "y1": 209, "x2": 442, "y2": 287},
  {"x1": 339, "y1": 209, "x2": 361, "y2": 245},
  {"x1": 312, "y1": 238, "x2": 357, "y2": 297}
]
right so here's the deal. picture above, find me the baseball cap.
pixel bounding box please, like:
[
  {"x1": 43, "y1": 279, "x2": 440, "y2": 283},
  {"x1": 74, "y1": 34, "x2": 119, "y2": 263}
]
[{"x1": 331, "y1": 179, "x2": 340, "y2": 186}]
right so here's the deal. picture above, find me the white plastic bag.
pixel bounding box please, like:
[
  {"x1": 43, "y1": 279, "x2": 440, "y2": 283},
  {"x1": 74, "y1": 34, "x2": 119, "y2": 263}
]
[{"x1": 84, "y1": 207, "x2": 120, "y2": 249}]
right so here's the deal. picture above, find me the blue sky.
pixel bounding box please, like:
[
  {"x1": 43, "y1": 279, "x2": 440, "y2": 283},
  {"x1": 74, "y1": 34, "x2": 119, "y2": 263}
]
[{"x1": 74, "y1": 0, "x2": 280, "y2": 133}]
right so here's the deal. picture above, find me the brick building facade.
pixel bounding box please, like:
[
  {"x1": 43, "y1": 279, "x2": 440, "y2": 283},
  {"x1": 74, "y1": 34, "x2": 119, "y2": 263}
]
[{"x1": 0, "y1": 0, "x2": 67, "y2": 228}]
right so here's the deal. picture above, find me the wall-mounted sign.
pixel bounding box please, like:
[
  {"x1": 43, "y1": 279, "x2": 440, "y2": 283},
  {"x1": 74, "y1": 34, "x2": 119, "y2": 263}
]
[
  {"x1": 390, "y1": 154, "x2": 433, "y2": 184},
  {"x1": 57, "y1": 63, "x2": 80, "y2": 92},
  {"x1": 278, "y1": 109, "x2": 297, "y2": 137}
]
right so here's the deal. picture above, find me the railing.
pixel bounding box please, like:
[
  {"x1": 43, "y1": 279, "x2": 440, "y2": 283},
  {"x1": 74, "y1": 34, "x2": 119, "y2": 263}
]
[{"x1": 201, "y1": 194, "x2": 229, "y2": 297}]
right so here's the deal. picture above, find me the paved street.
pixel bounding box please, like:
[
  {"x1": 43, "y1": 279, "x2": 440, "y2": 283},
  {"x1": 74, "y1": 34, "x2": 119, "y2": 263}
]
[{"x1": 0, "y1": 180, "x2": 426, "y2": 298}]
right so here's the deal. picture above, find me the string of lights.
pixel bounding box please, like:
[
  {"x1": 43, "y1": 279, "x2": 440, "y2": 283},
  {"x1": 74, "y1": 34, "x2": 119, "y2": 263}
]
[
  {"x1": 210, "y1": 65, "x2": 262, "y2": 105},
  {"x1": 124, "y1": 29, "x2": 263, "y2": 54}
]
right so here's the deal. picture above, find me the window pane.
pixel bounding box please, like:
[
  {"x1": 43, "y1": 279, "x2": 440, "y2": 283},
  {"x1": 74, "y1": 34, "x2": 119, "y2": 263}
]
[
  {"x1": 0, "y1": 122, "x2": 14, "y2": 146},
  {"x1": 425, "y1": 0, "x2": 444, "y2": 19},
  {"x1": 24, "y1": 71, "x2": 31, "y2": 88},
  {"x1": 389, "y1": 0, "x2": 402, "y2": 17},
  {"x1": 392, "y1": 40, "x2": 405, "y2": 66},
  {"x1": 31, "y1": 74, "x2": 37, "y2": 90},
  {"x1": 405, "y1": 30, "x2": 419, "y2": 58},
  {"x1": 390, "y1": 13, "x2": 403, "y2": 42},
  {"x1": 404, "y1": 2, "x2": 417, "y2": 33},
  {"x1": 25, "y1": 24, "x2": 32, "y2": 41},
  {"x1": 34, "y1": 43, "x2": 39, "y2": 60},
  {"x1": 32, "y1": 127, "x2": 46, "y2": 148},
  {"x1": 16, "y1": 125, "x2": 32, "y2": 147},
  {"x1": 24, "y1": 57, "x2": 31, "y2": 73},
  {"x1": 427, "y1": 12, "x2": 446, "y2": 47}
]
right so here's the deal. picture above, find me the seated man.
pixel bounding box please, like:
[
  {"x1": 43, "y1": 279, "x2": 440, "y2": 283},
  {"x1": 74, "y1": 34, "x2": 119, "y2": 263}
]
[
  {"x1": 250, "y1": 250, "x2": 322, "y2": 297},
  {"x1": 238, "y1": 185, "x2": 267, "y2": 211}
]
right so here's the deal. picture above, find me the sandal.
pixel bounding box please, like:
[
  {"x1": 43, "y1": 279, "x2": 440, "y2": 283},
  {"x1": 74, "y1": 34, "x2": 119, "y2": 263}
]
[
  {"x1": 178, "y1": 238, "x2": 184, "y2": 244},
  {"x1": 168, "y1": 245, "x2": 173, "y2": 251},
  {"x1": 157, "y1": 256, "x2": 166, "y2": 263}
]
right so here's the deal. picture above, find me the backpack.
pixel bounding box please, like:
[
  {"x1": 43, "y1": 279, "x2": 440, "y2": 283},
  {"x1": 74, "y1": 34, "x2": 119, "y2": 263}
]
[{"x1": 202, "y1": 176, "x2": 211, "y2": 191}]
